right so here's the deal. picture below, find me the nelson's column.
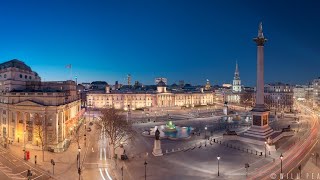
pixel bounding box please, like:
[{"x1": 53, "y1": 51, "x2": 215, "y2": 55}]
[{"x1": 244, "y1": 22, "x2": 274, "y2": 139}]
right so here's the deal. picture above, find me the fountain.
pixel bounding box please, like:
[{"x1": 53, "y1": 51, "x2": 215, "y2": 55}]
[
  {"x1": 142, "y1": 121, "x2": 194, "y2": 140},
  {"x1": 164, "y1": 121, "x2": 177, "y2": 132}
]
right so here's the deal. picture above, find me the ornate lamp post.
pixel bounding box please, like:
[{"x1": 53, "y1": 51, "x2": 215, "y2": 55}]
[
  {"x1": 264, "y1": 141, "x2": 267, "y2": 157},
  {"x1": 78, "y1": 147, "x2": 81, "y2": 180},
  {"x1": 23, "y1": 130, "x2": 26, "y2": 160},
  {"x1": 280, "y1": 153, "x2": 283, "y2": 173},
  {"x1": 143, "y1": 152, "x2": 148, "y2": 180},
  {"x1": 84, "y1": 121, "x2": 87, "y2": 147},
  {"x1": 204, "y1": 126, "x2": 208, "y2": 139},
  {"x1": 121, "y1": 166, "x2": 124, "y2": 180},
  {"x1": 144, "y1": 161, "x2": 147, "y2": 180},
  {"x1": 217, "y1": 155, "x2": 220, "y2": 176}
]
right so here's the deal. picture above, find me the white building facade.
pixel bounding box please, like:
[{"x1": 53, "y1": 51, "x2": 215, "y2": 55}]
[
  {"x1": 0, "y1": 60, "x2": 82, "y2": 151},
  {"x1": 87, "y1": 81, "x2": 214, "y2": 110}
]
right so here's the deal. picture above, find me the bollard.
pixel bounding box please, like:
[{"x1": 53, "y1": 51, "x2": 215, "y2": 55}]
[
  {"x1": 260, "y1": 152, "x2": 263, "y2": 156},
  {"x1": 269, "y1": 151, "x2": 271, "y2": 155},
  {"x1": 219, "y1": 141, "x2": 221, "y2": 144},
  {"x1": 256, "y1": 151, "x2": 257, "y2": 155}
]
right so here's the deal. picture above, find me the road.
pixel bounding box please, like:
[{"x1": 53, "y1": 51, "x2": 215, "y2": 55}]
[
  {"x1": 249, "y1": 101, "x2": 319, "y2": 179},
  {"x1": 0, "y1": 146, "x2": 51, "y2": 180},
  {"x1": 81, "y1": 115, "x2": 113, "y2": 180}
]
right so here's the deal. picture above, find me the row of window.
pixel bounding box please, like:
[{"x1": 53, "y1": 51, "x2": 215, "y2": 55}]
[
  {"x1": 0, "y1": 74, "x2": 32, "y2": 80},
  {"x1": 19, "y1": 74, "x2": 32, "y2": 80}
]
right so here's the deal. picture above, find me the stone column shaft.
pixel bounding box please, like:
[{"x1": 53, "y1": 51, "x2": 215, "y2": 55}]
[{"x1": 256, "y1": 46, "x2": 264, "y2": 105}]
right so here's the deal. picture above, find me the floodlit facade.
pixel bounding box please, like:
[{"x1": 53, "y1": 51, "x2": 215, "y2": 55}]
[
  {"x1": 312, "y1": 77, "x2": 320, "y2": 108},
  {"x1": 87, "y1": 81, "x2": 215, "y2": 110},
  {"x1": 252, "y1": 83, "x2": 294, "y2": 112},
  {"x1": 0, "y1": 60, "x2": 82, "y2": 151}
]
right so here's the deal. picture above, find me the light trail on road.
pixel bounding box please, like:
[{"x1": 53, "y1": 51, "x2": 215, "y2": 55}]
[
  {"x1": 249, "y1": 102, "x2": 319, "y2": 179},
  {"x1": 99, "y1": 125, "x2": 112, "y2": 180}
]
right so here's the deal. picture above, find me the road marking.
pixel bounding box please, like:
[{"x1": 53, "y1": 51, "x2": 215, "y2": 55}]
[
  {"x1": 32, "y1": 174, "x2": 44, "y2": 180},
  {"x1": 104, "y1": 168, "x2": 112, "y2": 180},
  {"x1": 99, "y1": 168, "x2": 107, "y2": 180}
]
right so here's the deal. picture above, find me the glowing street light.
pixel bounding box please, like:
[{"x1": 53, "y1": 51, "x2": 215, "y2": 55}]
[
  {"x1": 280, "y1": 153, "x2": 283, "y2": 173},
  {"x1": 217, "y1": 155, "x2": 220, "y2": 176},
  {"x1": 264, "y1": 141, "x2": 267, "y2": 157}
]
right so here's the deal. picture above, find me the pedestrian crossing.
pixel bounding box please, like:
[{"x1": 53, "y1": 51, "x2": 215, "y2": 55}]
[{"x1": 0, "y1": 162, "x2": 25, "y2": 179}]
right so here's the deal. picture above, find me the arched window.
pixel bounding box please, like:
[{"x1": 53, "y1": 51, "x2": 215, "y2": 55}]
[{"x1": 25, "y1": 75, "x2": 27, "y2": 79}]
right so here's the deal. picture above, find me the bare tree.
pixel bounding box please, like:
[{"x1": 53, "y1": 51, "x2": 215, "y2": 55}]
[
  {"x1": 33, "y1": 114, "x2": 57, "y2": 162},
  {"x1": 98, "y1": 108, "x2": 135, "y2": 158},
  {"x1": 71, "y1": 122, "x2": 83, "y2": 149},
  {"x1": 33, "y1": 114, "x2": 47, "y2": 162}
]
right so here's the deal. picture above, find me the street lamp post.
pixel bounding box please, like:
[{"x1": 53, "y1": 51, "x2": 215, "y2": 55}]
[
  {"x1": 204, "y1": 126, "x2": 208, "y2": 139},
  {"x1": 245, "y1": 163, "x2": 249, "y2": 177},
  {"x1": 144, "y1": 152, "x2": 148, "y2": 180},
  {"x1": 144, "y1": 161, "x2": 147, "y2": 180},
  {"x1": 84, "y1": 121, "x2": 87, "y2": 147},
  {"x1": 121, "y1": 166, "x2": 124, "y2": 180},
  {"x1": 280, "y1": 153, "x2": 283, "y2": 174},
  {"x1": 23, "y1": 130, "x2": 26, "y2": 160},
  {"x1": 78, "y1": 147, "x2": 81, "y2": 180},
  {"x1": 51, "y1": 159, "x2": 55, "y2": 175},
  {"x1": 264, "y1": 141, "x2": 267, "y2": 157},
  {"x1": 217, "y1": 155, "x2": 220, "y2": 176}
]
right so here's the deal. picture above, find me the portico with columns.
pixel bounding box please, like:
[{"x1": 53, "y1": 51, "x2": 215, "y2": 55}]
[{"x1": 0, "y1": 99, "x2": 81, "y2": 149}]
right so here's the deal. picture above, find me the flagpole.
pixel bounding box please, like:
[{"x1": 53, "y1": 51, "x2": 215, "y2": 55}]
[{"x1": 70, "y1": 66, "x2": 73, "y2": 81}]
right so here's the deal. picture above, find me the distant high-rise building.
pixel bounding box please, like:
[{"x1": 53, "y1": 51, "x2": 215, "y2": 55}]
[
  {"x1": 127, "y1": 74, "x2": 131, "y2": 86},
  {"x1": 178, "y1": 80, "x2": 185, "y2": 87},
  {"x1": 115, "y1": 81, "x2": 120, "y2": 89},
  {"x1": 155, "y1": 77, "x2": 167, "y2": 85}
]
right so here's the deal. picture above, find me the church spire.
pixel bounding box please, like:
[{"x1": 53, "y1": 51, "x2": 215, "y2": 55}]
[{"x1": 234, "y1": 61, "x2": 240, "y2": 80}]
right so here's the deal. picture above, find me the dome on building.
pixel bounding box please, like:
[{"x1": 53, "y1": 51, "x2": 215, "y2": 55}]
[
  {"x1": 0, "y1": 59, "x2": 33, "y2": 71},
  {"x1": 157, "y1": 80, "x2": 166, "y2": 87}
]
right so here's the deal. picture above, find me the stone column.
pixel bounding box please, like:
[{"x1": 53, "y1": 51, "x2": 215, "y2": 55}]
[
  {"x1": 256, "y1": 45, "x2": 264, "y2": 105},
  {"x1": 55, "y1": 113, "x2": 59, "y2": 144}
]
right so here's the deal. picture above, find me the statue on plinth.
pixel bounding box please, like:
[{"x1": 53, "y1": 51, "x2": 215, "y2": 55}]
[
  {"x1": 155, "y1": 128, "x2": 160, "y2": 140},
  {"x1": 152, "y1": 128, "x2": 163, "y2": 156}
]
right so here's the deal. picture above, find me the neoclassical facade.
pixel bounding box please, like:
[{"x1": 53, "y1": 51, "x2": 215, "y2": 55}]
[
  {"x1": 0, "y1": 60, "x2": 82, "y2": 150},
  {"x1": 87, "y1": 81, "x2": 215, "y2": 110}
]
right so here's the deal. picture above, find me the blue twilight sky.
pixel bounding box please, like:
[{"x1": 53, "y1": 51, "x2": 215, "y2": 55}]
[{"x1": 0, "y1": 0, "x2": 319, "y2": 86}]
